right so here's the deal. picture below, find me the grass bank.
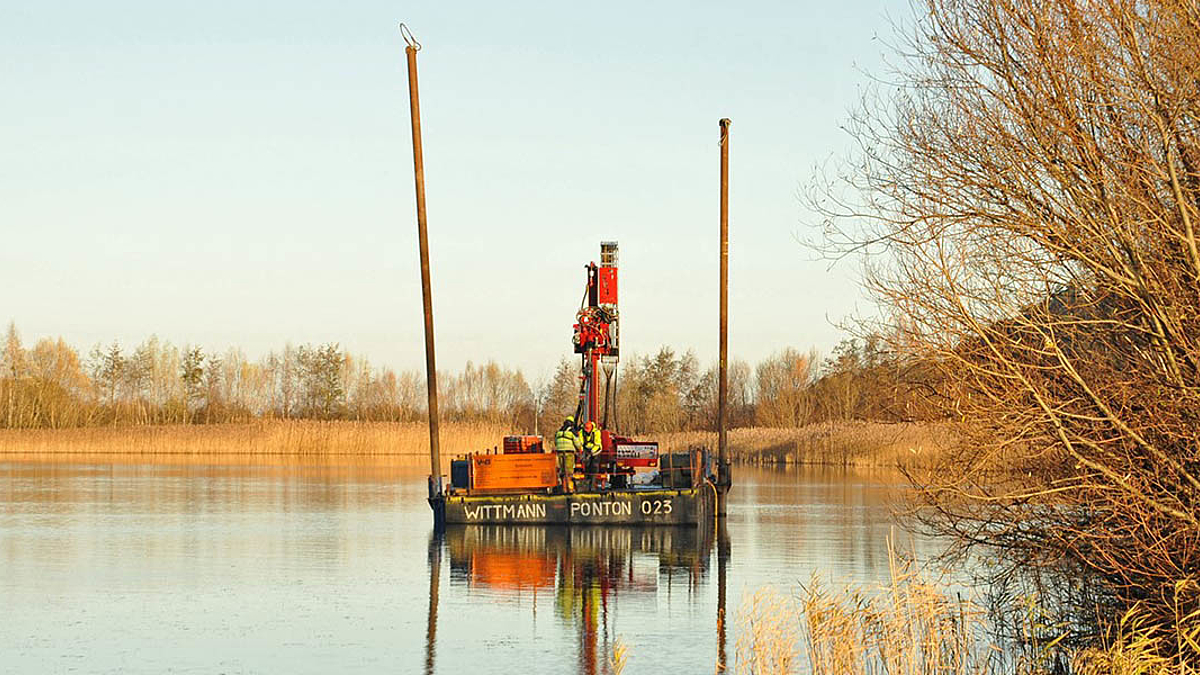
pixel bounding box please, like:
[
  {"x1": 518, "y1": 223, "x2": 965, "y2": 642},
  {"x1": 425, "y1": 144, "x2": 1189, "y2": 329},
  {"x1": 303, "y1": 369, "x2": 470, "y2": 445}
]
[
  {"x1": 0, "y1": 420, "x2": 949, "y2": 470},
  {"x1": 657, "y1": 421, "x2": 950, "y2": 468},
  {"x1": 0, "y1": 420, "x2": 507, "y2": 471}
]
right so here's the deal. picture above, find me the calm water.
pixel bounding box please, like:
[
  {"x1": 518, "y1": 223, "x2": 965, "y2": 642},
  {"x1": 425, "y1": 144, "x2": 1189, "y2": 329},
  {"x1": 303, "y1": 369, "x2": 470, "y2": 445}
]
[{"x1": 0, "y1": 463, "x2": 944, "y2": 674}]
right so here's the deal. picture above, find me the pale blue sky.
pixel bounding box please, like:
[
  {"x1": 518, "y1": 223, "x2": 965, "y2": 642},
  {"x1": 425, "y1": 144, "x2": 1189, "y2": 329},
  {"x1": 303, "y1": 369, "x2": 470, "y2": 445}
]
[{"x1": 1, "y1": 0, "x2": 904, "y2": 377}]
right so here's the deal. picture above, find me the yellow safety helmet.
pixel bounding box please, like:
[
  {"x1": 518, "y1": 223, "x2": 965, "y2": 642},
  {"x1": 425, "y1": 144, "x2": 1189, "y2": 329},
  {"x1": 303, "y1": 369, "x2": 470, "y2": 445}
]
[{"x1": 564, "y1": 416, "x2": 575, "y2": 424}]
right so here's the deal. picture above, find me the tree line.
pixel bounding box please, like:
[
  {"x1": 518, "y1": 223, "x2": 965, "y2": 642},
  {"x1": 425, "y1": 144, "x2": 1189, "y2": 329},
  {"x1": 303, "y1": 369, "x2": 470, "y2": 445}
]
[{"x1": 0, "y1": 321, "x2": 915, "y2": 433}]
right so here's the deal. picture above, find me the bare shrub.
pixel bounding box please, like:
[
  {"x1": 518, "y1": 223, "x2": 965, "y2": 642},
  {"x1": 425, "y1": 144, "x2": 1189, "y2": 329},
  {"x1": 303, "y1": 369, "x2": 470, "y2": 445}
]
[{"x1": 815, "y1": 0, "x2": 1200, "y2": 631}]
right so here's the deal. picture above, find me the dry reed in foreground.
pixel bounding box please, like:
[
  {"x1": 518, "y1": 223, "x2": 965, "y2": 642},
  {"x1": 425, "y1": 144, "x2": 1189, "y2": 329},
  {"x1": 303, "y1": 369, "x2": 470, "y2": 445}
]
[
  {"x1": 1070, "y1": 585, "x2": 1200, "y2": 675},
  {"x1": 616, "y1": 556, "x2": 1004, "y2": 675},
  {"x1": 723, "y1": 566, "x2": 1199, "y2": 675},
  {"x1": 796, "y1": 559, "x2": 999, "y2": 675},
  {"x1": 736, "y1": 587, "x2": 802, "y2": 675},
  {"x1": 0, "y1": 420, "x2": 507, "y2": 471},
  {"x1": 657, "y1": 422, "x2": 950, "y2": 468}
]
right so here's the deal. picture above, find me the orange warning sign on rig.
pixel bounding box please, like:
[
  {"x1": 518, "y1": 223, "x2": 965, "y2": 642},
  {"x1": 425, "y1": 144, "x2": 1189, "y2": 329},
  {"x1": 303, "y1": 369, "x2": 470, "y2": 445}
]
[{"x1": 471, "y1": 453, "x2": 558, "y2": 491}]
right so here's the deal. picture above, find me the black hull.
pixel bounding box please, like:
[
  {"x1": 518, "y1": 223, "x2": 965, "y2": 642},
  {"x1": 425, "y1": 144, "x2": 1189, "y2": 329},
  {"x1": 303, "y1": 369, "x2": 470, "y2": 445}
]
[{"x1": 431, "y1": 485, "x2": 725, "y2": 526}]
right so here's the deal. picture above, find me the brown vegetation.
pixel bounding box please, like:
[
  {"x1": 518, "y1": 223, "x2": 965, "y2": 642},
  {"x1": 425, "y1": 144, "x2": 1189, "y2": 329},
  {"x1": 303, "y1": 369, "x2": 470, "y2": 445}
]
[
  {"x1": 725, "y1": 568, "x2": 1200, "y2": 674},
  {"x1": 0, "y1": 418, "x2": 950, "y2": 471},
  {"x1": 816, "y1": 0, "x2": 1200, "y2": 642},
  {"x1": 658, "y1": 422, "x2": 949, "y2": 468},
  {"x1": 0, "y1": 420, "x2": 505, "y2": 472}
]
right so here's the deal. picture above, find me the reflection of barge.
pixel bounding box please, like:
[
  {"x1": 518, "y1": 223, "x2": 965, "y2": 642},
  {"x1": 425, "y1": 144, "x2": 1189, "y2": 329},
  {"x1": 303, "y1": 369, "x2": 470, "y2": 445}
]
[
  {"x1": 445, "y1": 524, "x2": 723, "y2": 591},
  {"x1": 424, "y1": 524, "x2": 731, "y2": 673},
  {"x1": 398, "y1": 35, "x2": 733, "y2": 530}
]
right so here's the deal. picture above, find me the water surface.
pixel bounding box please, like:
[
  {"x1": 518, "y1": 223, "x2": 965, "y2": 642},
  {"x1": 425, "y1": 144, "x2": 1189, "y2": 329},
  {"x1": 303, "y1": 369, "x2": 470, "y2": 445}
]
[{"x1": 0, "y1": 463, "x2": 941, "y2": 674}]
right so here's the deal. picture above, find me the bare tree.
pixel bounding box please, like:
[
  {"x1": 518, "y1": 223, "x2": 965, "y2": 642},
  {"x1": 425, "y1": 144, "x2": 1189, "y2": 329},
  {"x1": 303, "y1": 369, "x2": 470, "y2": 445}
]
[
  {"x1": 2, "y1": 322, "x2": 25, "y2": 428},
  {"x1": 297, "y1": 343, "x2": 344, "y2": 420},
  {"x1": 755, "y1": 348, "x2": 818, "y2": 427},
  {"x1": 816, "y1": 0, "x2": 1200, "y2": 633}
]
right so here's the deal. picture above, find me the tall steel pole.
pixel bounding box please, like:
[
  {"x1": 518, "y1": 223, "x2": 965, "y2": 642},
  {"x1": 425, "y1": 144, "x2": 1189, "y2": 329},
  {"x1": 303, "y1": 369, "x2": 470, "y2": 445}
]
[
  {"x1": 402, "y1": 25, "x2": 442, "y2": 496},
  {"x1": 718, "y1": 118, "x2": 730, "y2": 484}
]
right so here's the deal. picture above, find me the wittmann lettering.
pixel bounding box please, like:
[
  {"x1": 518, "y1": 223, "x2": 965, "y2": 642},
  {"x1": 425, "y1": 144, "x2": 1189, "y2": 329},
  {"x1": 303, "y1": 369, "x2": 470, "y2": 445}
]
[{"x1": 462, "y1": 502, "x2": 547, "y2": 520}]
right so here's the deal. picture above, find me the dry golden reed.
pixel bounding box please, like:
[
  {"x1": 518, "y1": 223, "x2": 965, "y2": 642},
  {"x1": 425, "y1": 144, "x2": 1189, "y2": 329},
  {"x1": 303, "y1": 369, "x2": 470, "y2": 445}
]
[
  {"x1": 732, "y1": 540, "x2": 995, "y2": 675},
  {"x1": 1071, "y1": 584, "x2": 1200, "y2": 675},
  {"x1": 735, "y1": 586, "x2": 801, "y2": 675},
  {"x1": 657, "y1": 422, "x2": 949, "y2": 468},
  {"x1": 732, "y1": 559, "x2": 1200, "y2": 675},
  {"x1": 609, "y1": 636, "x2": 628, "y2": 675},
  {"x1": 798, "y1": 564, "x2": 994, "y2": 674},
  {"x1": 0, "y1": 420, "x2": 507, "y2": 472}
]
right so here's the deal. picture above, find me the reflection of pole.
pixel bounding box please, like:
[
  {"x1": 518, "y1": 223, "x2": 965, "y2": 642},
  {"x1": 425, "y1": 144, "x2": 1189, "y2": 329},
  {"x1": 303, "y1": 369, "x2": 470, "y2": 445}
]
[
  {"x1": 424, "y1": 532, "x2": 443, "y2": 675},
  {"x1": 717, "y1": 119, "x2": 730, "y2": 491},
  {"x1": 401, "y1": 24, "x2": 442, "y2": 499},
  {"x1": 581, "y1": 579, "x2": 598, "y2": 675},
  {"x1": 716, "y1": 522, "x2": 730, "y2": 672}
]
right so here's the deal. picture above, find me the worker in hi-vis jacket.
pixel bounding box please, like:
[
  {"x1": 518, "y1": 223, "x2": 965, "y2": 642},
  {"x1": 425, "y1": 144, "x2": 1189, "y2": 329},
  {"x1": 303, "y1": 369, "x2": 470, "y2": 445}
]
[
  {"x1": 554, "y1": 416, "x2": 582, "y2": 492},
  {"x1": 581, "y1": 420, "x2": 602, "y2": 484}
]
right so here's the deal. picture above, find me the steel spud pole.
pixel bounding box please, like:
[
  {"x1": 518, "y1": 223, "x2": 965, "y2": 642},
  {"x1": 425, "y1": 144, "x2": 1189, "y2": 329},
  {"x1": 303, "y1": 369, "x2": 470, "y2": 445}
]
[
  {"x1": 403, "y1": 30, "x2": 442, "y2": 498},
  {"x1": 718, "y1": 118, "x2": 730, "y2": 488}
]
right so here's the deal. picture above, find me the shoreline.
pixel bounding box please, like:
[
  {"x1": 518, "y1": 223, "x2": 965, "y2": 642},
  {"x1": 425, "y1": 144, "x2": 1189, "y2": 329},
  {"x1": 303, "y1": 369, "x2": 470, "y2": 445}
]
[{"x1": 0, "y1": 419, "x2": 946, "y2": 470}]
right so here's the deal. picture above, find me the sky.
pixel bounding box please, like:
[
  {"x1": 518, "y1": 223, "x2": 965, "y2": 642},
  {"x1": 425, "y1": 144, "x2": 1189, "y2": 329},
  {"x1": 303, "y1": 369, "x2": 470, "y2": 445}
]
[{"x1": 1, "y1": 0, "x2": 906, "y2": 378}]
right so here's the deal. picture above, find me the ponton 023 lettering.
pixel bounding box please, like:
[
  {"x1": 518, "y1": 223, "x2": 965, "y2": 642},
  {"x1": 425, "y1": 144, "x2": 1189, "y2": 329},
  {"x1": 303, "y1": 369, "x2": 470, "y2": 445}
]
[
  {"x1": 569, "y1": 501, "x2": 633, "y2": 518},
  {"x1": 640, "y1": 499, "x2": 673, "y2": 515}
]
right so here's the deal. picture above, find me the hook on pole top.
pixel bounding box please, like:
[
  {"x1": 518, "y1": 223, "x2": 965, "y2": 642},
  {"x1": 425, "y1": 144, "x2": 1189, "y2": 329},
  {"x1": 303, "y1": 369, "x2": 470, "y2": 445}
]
[
  {"x1": 719, "y1": 118, "x2": 731, "y2": 145},
  {"x1": 399, "y1": 23, "x2": 421, "y2": 51}
]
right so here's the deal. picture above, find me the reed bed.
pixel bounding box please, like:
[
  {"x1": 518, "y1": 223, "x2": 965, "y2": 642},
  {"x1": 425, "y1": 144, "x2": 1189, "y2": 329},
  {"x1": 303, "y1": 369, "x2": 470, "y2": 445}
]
[
  {"x1": 728, "y1": 561, "x2": 1001, "y2": 675},
  {"x1": 0, "y1": 420, "x2": 507, "y2": 471},
  {"x1": 797, "y1": 567, "x2": 998, "y2": 674},
  {"x1": 736, "y1": 586, "x2": 802, "y2": 675},
  {"x1": 724, "y1": 566, "x2": 1199, "y2": 675},
  {"x1": 608, "y1": 552, "x2": 1005, "y2": 675},
  {"x1": 1070, "y1": 588, "x2": 1200, "y2": 675},
  {"x1": 657, "y1": 421, "x2": 950, "y2": 468},
  {"x1": 0, "y1": 420, "x2": 948, "y2": 470}
]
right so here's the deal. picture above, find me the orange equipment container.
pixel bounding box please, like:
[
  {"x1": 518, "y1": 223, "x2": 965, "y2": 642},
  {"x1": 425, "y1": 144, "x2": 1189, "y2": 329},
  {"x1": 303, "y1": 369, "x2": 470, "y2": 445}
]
[
  {"x1": 470, "y1": 550, "x2": 556, "y2": 590},
  {"x1": 502, "y1": 435, "x2": 544, "y2": 454},
  {"x1": 471, "y1": 453, "x2": 558, "y2": 492}
]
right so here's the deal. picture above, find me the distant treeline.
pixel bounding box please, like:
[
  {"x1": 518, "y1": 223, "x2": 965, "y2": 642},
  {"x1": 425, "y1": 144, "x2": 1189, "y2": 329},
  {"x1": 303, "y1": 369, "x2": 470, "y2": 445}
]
[{"x1": 0, "y1": 322, "x2": 922, "y2": 433}]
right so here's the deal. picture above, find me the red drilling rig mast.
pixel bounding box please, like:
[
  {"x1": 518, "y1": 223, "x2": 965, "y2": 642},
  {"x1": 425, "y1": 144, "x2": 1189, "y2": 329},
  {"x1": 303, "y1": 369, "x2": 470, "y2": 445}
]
[{"x1": 572, "y1": 241, "x2": 620, "y2": 433}]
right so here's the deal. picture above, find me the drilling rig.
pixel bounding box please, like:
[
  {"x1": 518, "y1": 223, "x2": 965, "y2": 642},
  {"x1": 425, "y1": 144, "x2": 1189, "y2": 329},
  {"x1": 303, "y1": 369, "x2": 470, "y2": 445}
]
[
  {"x1": 429, "y1": 241, "x2": 724, "y2": 525},
  {"x1": 572, "y1": 241, "x2": 620, "y2": 435},
  {"x1": 400, "y1": 24, "x2": 730, "y2": 528}
]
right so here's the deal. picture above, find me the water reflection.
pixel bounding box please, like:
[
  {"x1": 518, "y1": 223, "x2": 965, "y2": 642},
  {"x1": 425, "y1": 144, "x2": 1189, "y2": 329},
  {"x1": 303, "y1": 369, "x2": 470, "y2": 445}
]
[
  {"x1": 427, "y1": 524, "x2": 730, "y2": 675},
  {"x1": 426, "y1": 533, "x2": 442, "y2": 675},
  {"x1": 2, "y1": 462, "x2": 932, "y2": 674}
]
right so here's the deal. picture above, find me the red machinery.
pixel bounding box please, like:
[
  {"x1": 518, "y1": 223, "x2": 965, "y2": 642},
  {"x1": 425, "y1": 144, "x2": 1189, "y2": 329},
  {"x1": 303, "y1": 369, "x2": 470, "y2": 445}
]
[
  {"x1": 445, "y1": 241, "x2": 666, "y2": 495},
  {"x1": 573, "y1": 241, "x2": 620, "y2": 431},
  {"x1": 571, "y1": 242, "x2": 660, "y2": 485}
]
